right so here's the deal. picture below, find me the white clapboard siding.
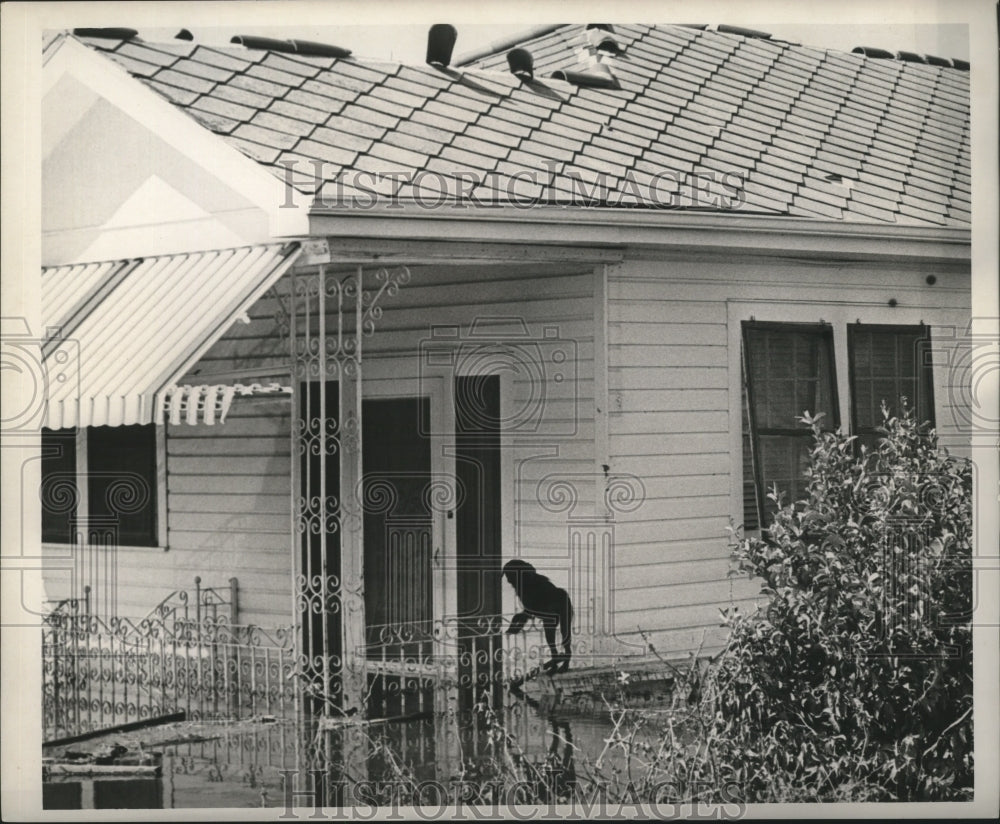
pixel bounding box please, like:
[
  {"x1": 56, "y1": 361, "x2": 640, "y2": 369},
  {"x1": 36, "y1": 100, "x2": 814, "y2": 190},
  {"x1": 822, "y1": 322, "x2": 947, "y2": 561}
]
[
  {"x1": 158, "y1": 262, "x2": 595, "y2": 628},
  {"x1": 606, "y1": 253, "x2": 970, "y2": 656},
  {"x1": 609, "y1": 410, "x2": 728, "y2": 435}
]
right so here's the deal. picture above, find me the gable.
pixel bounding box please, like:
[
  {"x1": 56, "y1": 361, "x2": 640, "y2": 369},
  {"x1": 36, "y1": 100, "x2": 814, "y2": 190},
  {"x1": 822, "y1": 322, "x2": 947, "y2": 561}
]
[{"x1": 42, "y1": 36, "x2": 307, "y2": 265}]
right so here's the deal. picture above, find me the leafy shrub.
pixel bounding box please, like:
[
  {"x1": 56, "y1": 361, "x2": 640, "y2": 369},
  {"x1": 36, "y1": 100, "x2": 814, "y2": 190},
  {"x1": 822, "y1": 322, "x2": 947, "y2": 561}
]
[{"x1": 715, "y1": 405, "x2": 973, "y2": 801}]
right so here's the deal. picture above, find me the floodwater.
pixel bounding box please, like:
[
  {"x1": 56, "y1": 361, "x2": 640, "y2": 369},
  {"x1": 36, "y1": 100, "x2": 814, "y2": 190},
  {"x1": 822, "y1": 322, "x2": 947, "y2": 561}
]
[{"x1": 43, "y1": 697, "x2": 654, "y2": 810}]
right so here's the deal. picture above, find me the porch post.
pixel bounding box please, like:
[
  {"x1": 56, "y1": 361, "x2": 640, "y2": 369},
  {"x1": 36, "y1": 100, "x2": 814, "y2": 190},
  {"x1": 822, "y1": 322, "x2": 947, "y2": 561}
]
[{"x1": 339, "y1": 265, "x2": 366, "y2": 714}]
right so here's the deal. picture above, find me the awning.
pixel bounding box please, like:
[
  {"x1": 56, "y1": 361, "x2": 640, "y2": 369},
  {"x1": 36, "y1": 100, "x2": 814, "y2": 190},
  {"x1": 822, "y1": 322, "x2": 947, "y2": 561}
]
[
  {"x1": 43, "y1": 243, "x2": 301, "y2": 428},
  {"x1": 161, "y1": 382, "x2": 291, "y2": 426}
]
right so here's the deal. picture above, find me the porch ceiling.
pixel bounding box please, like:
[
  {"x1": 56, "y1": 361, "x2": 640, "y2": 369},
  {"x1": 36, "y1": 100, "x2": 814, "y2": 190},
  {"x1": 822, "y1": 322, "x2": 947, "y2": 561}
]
[{"x1": 42, "y1": 242, "x2": 301, "y2": 429}]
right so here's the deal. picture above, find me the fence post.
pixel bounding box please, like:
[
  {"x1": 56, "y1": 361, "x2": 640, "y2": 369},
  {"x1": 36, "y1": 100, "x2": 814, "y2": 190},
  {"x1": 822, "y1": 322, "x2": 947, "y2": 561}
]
[{"x1": 229, "y1": 577, "x2": 239, "y2": 625}]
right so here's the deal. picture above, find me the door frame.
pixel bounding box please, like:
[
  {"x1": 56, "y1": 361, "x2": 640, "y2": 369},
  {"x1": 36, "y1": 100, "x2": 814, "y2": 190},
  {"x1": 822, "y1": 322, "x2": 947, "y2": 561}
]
[{"x1": 362, "y1": 360, "x2": 457, "y2": 653}]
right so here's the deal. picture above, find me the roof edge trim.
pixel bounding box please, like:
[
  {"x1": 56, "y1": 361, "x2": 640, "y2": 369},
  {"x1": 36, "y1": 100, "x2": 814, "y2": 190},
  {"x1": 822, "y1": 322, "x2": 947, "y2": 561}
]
[{"x1": 307, "y1": 208, "x2": 969, "y2": 263}]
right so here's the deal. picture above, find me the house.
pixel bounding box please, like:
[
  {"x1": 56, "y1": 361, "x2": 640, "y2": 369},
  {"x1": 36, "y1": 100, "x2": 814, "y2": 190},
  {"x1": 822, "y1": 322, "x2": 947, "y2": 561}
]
[{"x1": 39, "y1": 23, "x2": 971, "y2": 715}]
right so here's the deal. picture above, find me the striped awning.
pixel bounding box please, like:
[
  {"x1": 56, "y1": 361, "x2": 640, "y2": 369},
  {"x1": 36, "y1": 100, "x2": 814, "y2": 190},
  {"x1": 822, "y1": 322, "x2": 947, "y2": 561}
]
[
  {"x1": 43, "y1": 243, "x2": 301, "y2": 428},
  {"x1": 161, "y1": 382, "x2": 291, "y2": 426}
]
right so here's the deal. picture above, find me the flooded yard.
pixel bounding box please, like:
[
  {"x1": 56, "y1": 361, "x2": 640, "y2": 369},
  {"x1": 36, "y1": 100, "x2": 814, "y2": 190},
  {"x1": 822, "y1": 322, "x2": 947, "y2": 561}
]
[{"x1": 43, "y1": 699, "x2": 645, "y2": 810}]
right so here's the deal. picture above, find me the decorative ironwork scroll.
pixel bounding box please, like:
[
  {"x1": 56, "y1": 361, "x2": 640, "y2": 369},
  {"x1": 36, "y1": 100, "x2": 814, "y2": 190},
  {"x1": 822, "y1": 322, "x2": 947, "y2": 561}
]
[
  {"x1": 42, "y1": 589, "x2": 297, "y2": 743},
  {"x1": 289, "y1": 265, "x2": 410, "y2": 719}
]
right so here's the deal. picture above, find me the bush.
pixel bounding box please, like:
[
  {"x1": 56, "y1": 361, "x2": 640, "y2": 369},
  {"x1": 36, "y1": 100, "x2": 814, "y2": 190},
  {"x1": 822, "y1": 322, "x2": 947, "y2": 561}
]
[{"x1": 715, "y1": 405, "x2": 973, "y2": 801}]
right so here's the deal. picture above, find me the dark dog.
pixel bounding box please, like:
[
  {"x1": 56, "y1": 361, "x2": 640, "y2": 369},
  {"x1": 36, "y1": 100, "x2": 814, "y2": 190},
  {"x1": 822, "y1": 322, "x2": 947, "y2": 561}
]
[{"x1": 502, "y1": 559, "x2": 573, "y2": 673}]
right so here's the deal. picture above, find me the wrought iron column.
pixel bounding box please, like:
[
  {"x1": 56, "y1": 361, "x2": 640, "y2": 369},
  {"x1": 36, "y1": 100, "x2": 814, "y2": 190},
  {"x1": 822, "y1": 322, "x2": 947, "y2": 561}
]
[{"x1": 289, "y1": 263, "x2": 410, "y2": 720}]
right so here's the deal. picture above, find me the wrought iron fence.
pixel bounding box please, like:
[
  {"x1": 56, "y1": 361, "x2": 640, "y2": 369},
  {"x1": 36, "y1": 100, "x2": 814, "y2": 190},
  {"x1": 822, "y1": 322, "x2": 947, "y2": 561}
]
[
  {"x1": 43, "y1": 574, "x2": 580, "y2": 745},
  {"x1": 42, "y1": 582, "x2": 298, "y2": 743},
  {"x1": 359, "y1": 613, "x2": 563, "y2": 720}
]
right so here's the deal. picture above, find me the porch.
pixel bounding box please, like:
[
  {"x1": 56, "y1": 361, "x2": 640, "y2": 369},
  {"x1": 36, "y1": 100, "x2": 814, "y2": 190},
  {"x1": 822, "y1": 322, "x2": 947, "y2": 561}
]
[{"x1": 41, "y1": 238, "x2": 643, "y2": 738}]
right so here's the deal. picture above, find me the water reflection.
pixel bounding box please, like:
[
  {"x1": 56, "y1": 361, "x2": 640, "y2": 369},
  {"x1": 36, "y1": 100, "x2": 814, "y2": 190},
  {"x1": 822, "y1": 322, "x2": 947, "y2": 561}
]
[{"x1": 43, "y1": 692, "x2": 626, "y2": 809}]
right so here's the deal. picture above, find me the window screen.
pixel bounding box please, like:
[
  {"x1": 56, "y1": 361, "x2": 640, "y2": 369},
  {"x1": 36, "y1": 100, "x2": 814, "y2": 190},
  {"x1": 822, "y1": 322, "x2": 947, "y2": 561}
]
[
  {"x1": 742, "y1": 322, "x2": 838, "y2": 528},
  {"x1": 849, "y1": 324, "x2": 934, "y2": 452}
]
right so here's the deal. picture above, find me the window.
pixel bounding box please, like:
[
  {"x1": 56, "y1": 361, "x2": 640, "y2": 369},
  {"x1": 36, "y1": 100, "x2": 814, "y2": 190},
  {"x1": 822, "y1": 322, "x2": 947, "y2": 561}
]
[
  {"x1": 88, "y1": 425, "x2": 159, "y2": 547},
  {"x1": 742, "y1": 322, "x2": 838, "y2": 529},
  {"x1": 849, "y1": 324, "x2": 935, "y2": 452},
  {"x1": 41, "y1": 428, "x2": 77, "y2": 544},
  {"x1": 40, "y1": 424, "x2": 160, "y2": 546}
]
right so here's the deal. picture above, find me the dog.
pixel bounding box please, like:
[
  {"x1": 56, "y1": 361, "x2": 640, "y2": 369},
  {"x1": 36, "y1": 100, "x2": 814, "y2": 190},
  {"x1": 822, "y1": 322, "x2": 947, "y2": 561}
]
[{"x1": 502, "y1": 559, "x2": 573, "y2": 674}]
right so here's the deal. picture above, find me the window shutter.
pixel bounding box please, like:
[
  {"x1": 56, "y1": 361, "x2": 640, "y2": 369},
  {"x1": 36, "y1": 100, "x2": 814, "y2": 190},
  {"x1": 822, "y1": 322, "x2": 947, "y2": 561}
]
[{"x1": 741, "y1": 360, "x2": 761, "y2": 532}]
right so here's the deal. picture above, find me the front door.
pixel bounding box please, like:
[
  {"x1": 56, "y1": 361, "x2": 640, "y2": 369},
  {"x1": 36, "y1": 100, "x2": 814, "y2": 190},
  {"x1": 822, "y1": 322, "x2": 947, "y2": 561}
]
[
  {"x1": 362, "y1": 395, "x2": 433, "y2": 650},
  {"x1": 360, "y1": 373, "x2": 449, "y2": 664}
]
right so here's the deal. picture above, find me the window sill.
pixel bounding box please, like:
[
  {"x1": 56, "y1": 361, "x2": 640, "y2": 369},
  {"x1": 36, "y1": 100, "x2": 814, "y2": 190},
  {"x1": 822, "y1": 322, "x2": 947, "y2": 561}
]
[{"x1": 42, "y1": 542, "x2": 169, "y2": 552}]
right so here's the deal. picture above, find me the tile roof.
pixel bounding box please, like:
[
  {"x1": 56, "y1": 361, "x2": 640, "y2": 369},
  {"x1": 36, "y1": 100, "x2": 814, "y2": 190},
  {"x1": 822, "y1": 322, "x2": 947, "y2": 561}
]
[{"x1": 72, "y1": 24, "x2": 970, "y2": 226}]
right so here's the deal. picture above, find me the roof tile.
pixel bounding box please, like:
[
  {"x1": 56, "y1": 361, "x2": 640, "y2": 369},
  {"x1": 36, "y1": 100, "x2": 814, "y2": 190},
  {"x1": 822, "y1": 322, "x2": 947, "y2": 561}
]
[
  {"x1": 105, "y1": 52, "x2": 162, "y2": 78},
  {"x1": 395, "y1": 65, "x2": 454, "y2": 91},
  {"x1": 420, "y1": 98, "x2": 479, "y2": 124},
  {"x1": 187, "y1": 108, "x2": 240, "y2": 134},
  {"x1": 382, "y1": 128, "x2": 448, "y2": 156},
  {"x1": 432, "y1": 89, "x2": 495, "y2": 117},
  {"x1": 748, "y1": 169, "x2": 800, "y2": 195},
  {"x1": 171, "y1": 59, "x2": 235, "y2": 84},
  {"x1": 339, "y1": 102, "x2": 402, "y2": 129},
  {"x1": 293, "y1": 139, "x2": 361, "y2": 168},
  {"x1": 154, "y1": 68, "x2": 217, "y2": 95},
  {"x1": 451, "y1": 134, "x2": 509, "y2": 160},
  {"x1": 394, "y1": 118, "x2": 453, "y2": 146},
  {"x1": 146, "y1": 79, "x2": 200, "y2": 106},
  {"x1": 849, "y1": 187, "x2": 900, "y2": 211},
  {"x1": 78, "y1": 23, "x2": 969, "y2": 226},
  {"x1": 246, "y1": 63, "x2": 307, "y2": 89},
  {"x1": 367, "y1": 141, "x2": 430, "y2": 169},
  {"x1": 301, "y1": 77, "x2": 362, "y2": 104},
  {"x1": 799, "y1": 178, "x2": 850, "y2": 207},
  {"x1": 440, "y1": 144, "x2": 502, "y2": 171},
  {"x1": 518, "y1": 140, "x2": 575, "y2": 164},
  {"x1": 212, "y1": 84, "x2": 273, "y2": 110},
  {"x1": 226, "y1": 135, "x2": 282, "y2": 164},
  {"x1": 285, "y1": 87, "x2": 346, "y2": 114},
  {"x1": 410, "y1": 107, "x2": 471, "y2": 133},
  {"x1": 115, "y1": 41, "x2": 179, "y2": 68},
  {"x1": 261, "y1": 52, "x2": 323, "y2": 78},
  {"x1": 191, "y1": 95, "x2": 258, "y2": 123},
  {"x1": 323, "y1": 113, "x2": 387, "y2": 141},
  {"x1": 531, "y1": 128, "x2": 588, "y2": 155},
  {"x1": 252, "y1": 109, "x2": 315, "y2": 137},
  {"x1": 740, "y1": 190, "x2": 792, "y2": 213},
  {"x1": 307, "y1": 125, "x2": 375, "y2": 153},
  {"x1": 191, "y1": 46, "x2": 258, "y2": 72},
  {"x1": 713, "y1": 137, "x2": 764, "y2": 161},
  {"x1": 369, "y1": 83, "x2": 430, "y2": 112},
  {"x1": 810, "y1": 155, "x2": 861, "y2": 179},
  {"x1": 792, "y1": 194, "x2": 844, "y2": 219},
  {"x1": 505, "y1": 147, "x2": 561, "y2": 173},
  {"x1": 575, "y1": 152, "x2": 629, "y2": 179},
  {"x1": 232, "y1": 73, "x2": 293, "y2": 99},
  {"x1": 897, "y1": 202, "x2": 947, "y2": 224}
]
